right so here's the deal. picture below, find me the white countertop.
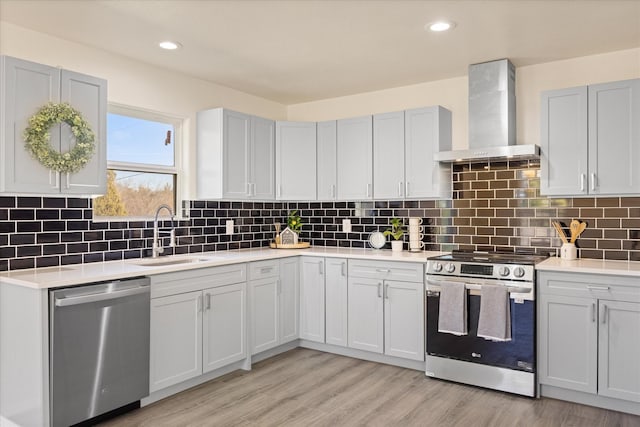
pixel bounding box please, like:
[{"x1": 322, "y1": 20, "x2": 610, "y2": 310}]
[
  {"x1": 0, "y1": 247, "x2": 444, "y2": 290},
  {"x1": 536, "y1": 257, "x2": 640, "y2": 278}
]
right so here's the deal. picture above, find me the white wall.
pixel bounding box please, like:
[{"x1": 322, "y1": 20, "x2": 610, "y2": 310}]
[
  {"x1": 0, "y1": 22, "x2": 288, "y2": 198},
  {"x1": 287, "y1": 48, "x2": 640, "y2": 150}
]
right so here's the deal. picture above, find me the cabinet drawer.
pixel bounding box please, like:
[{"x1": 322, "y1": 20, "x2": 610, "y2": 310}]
[
  {"x1": 538, "y1": 271, "x2": 640, "y2": 302},
  {"x1": 348, "y1": 259, "x2": 423, "y2": 282},
  {"x1": 151, "y1": 263, "x2": 247, "y2": 298},
  {"x1": 249, "y1": 260, "x2": 280, "y2": 280}
]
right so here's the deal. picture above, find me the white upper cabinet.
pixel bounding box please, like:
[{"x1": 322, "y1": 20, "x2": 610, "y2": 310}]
[
  {"x1": 404, "y1": 106, "x2": 452, "y2": 199},
  {"x1": 373, "y1": 107, "x2": 452, "y2": 199},
  {"x1": 336, "y1": 115, "x2": 373, "y2": 200},
  {"x1": 317, "y1": 120, "x2": 337, "y2": 200},
  {"x1": 0, "y1": 55, "x2": 107, "y2": 196},
  {"x1": 541, "y1": 78, "x2": 640, "y2": 196},
  {"x1": 588, "y1": 79, "x2": 640, "y2": 195},
  {"x1": 373, "y1": 111, "x2": 405, "y2": 199},
  {"x1": 197, "y1": 108, "x2": 275, "y2": 200},
  {"x1": 276, "y1": 121, "x2": 317, "y2": 200}
]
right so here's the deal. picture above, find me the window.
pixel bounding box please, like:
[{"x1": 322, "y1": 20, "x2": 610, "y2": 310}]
[{"x1": 93, "y1": 105, "x2": 183, "y2": 219}]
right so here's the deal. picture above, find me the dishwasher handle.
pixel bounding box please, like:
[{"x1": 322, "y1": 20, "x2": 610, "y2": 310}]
[{"x1": 55, "y1": 283, "x2": 150, "y2": 307}]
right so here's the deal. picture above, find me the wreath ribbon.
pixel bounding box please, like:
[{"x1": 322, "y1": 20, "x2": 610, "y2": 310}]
[{"x1": 23, "y1": 102, "x2": 96, "y2": 174}]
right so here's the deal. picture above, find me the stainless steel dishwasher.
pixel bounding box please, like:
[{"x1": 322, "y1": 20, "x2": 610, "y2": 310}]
[{"x1": 49, "y1": 277, "x2": 150, "y2": 427}]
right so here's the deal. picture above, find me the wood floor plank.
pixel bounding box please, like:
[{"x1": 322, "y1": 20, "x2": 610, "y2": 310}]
[{"x1": 99, "y1": 348, "x2": 640, "y2": 427}]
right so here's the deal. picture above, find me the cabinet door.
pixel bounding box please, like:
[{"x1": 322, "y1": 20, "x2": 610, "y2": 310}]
[
  {"x1": 336, "y1": 116, "x2": 373, "y2": 200},
  {"x1": 540, "y1": 86, "x2": 588, "y2": 196},
  {"x1": 317, "y1": 120, "x2": 337, "y2": 200},
  {"x1": 223, "y1": 110, "x2": 251, "y2": 199},
  {"x1": 279, "y1": 257, "x2": 300, "y2": 343},
  {"x1": 1, "y1": 56, "x2": 61, "y2": 193},
  {"x1": 405, "y1": 106, "x2": 452, "y2": 199},
  {"x1": 61, "y1": 69, "x2": 107, "y2": 195},
  {"x1": 384, "y1": 280, "x2": 424, "y2": 361},
  {"x1": 325, "y1": 258, "x2": 348, "y2": 347},
  {"x1": 300, "y1": 257, "x2": 325, "y2": 343},
  {"x1": 588, "y1": 79, "x2": 640, "y2": 195},
  {"x1": 150, "y1": 291, "x2": 203, "y2": 392},
  {"x1": 373, "y1": 111, "x2": 405, "y2": 199},
  {"x1": 598, "y1": 300, "x2": 640, "y2": 402},
  {"x1": 276, "y1": 121, "x2": 316, "y2": 200},
  {"x1": 250, "y1": 277, "x2": 279, "y2": 355},
  {"x1": 538, "y1": 294, "x2": 597, "y2": 393},
  {"x1": 251, "y1": 116, "x2": 275, "y2": 199},
  {"x1": 348, "y1": 277, "x2": 383, "y2": 353},
  {"x1": 202, "y1": 283, "x2": 246, "y2": 373}
]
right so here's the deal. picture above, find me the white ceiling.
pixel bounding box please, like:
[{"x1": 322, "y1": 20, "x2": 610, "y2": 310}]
[{"x1": 1, "y1": 0, "x2": 639, "y2": 104}]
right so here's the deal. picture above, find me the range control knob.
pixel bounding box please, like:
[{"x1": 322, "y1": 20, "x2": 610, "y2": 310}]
[
  {"x1": 445, "y1": 263, "x2": 456, "y2": 273},
  {"x1": 513, "y1": 267, "x2": 525, "y2": 278},
  {"x1": 498, "y1": 266, "x2": 510, "y2": 277},
  {"x1": 432, "y1": 262, "x2": 443, "y2": 272}
]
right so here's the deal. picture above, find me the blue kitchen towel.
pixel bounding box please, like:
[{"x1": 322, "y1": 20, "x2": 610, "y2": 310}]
[
  {"x1": 438, "y1": 281, "x2": 468, "y2": 335},
  {"x1": 477, "y1": 284, "x2": 512, "y2": 342}
]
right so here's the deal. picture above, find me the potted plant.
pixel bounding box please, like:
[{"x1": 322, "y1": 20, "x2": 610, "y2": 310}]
[
  {"x1": 383, "y1": 217, "x2": 404, "y2": 252},
  {"x1": 281, "y1": 210, "x2": 302, "y2": 244}
]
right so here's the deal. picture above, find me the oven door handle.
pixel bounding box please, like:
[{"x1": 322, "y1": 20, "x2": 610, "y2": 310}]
[{"x1": 425, "y1": 279, "x2": 531, "y2": 295}]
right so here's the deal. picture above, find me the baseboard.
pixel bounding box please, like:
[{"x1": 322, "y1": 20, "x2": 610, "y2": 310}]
[
  {"x1": 299, "y1": 340, "x2": 425, "y2": 371},
  {"x1": 540, "y1": 384, "x2": 640, "y2": 416},
  {"x1": 251, "y1": 340, "x2": 299, "y2": 364}
]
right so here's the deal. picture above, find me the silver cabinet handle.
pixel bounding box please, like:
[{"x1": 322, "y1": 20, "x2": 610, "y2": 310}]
[
  {"x1": 580, "y1": 174, "x2": 585, "y2": 192},
  {"x1": 277, "y1": 279, "x2": 281, "y2": 294},
  {"x1": 591, "y1": 303, "x2": 596, "y2": 322},
  {"x1": 246, "y1": 182, "x2": 251, "y2": 196},
  {"x1": 591, "y1": 173, "x2": 596, "y2": 191},
  {"x1": 341, "y1": 262, "x2": 346, "y2": 277},
  {"x1": 366, "y1": 183, "x2": 372, "y2": 198},
  {"x1": 377, "y1": 282, "x2": 382, "y2": 298},
  {"x1": 261, "y1": 266, "x2": 273, "y2": 273},
  {"x1": 319, "y1": 261, "x2": 324, "y2": 275},
  {"x1": 406, "y1": 181, "x2": 410, "y2": 197},
  {"x1": 205, "y1": 293, "x2": 211, "y2": 310},
  {"x1": 277, "y1": 184, "x2": 282, "y2": 198},
  {"x1": 601, "y1": 304, "x2": 607, "y2": 324},
  {"x1": 198, "y1": 294, "x2": 203, "y2": 312},
  {"x1": 252, "y1": 183, "x2": 256, "y2": 196},
  {"x1": 384, "y1": 283, "x2": 389, "y2": 299},
  {"x1": 55, "y1": 284, "x2": 149, "y2": 307},
  {"x1": 331, "y1": 184, "x2": 336, "y2": 199},
  {"x1": 376, "y1": 268, "x2": 391, "y2": 273},
  {"x1": 587, "y1": 285, "x2": 610, "y2": 291},
  {"x1": 66, "y1": 172, "x2": 70, "y2": 189},
  {"x1": 398, "y1": 181, "x2": 403, "y2": 197}
]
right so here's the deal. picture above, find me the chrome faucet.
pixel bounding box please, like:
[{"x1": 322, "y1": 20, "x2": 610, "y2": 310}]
[{"x1": 152, "y1": 204, "x2": 176, "y2": 258}]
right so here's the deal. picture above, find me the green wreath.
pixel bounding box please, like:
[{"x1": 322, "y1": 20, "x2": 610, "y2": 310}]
[{"x1": 23, "y1": 102, "x2": 96, "y2": 174}]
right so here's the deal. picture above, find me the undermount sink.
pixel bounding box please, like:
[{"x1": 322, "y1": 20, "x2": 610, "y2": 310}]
[{"x1": 131, "y1": 257, "x2": 215, "y2": 267}]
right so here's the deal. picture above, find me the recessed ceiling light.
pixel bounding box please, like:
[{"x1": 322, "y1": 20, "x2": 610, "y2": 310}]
[
  {"x1": 427, "y1": 21, "x2": 456, "y2": 32},
  {"x1": 159, "y1": 41, "x2": 182, "y2": 50}
]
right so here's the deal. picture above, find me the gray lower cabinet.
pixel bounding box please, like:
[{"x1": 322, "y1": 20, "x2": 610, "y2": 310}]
[
  {"x1": 540, "y1": 78, "x2": 640, "y2": 196},
  {"x1": 250, "y1": 258, "x2": 299, "y2": 355},
  {"x1": 197, "y1": 108, "x2": 275, "y2": 200},
  {"x1": 1, "y1": 55, "x2": 107, "y2": 195},
  {"x1": 324, "y1": 258, "x2": 348, "y2": 347},
  {"x1": 149, "y1": 265, "x2": 247, "y2": 393},
  {"x1": 538, "y1": 271, "x2": 640, "y2": 404},
  {"x1": 347, "y1": 260, "x2": 424, "y2": 361}
]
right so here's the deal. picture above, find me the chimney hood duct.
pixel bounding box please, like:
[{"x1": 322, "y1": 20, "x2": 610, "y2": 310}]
[{"x1": 434, "y1": 59, "x2": 540, "y2": 162}]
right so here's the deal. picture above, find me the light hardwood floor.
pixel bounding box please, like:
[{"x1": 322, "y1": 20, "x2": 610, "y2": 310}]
[{"x1": 100, "y1": 348, "x2": 639, "y2": 427}]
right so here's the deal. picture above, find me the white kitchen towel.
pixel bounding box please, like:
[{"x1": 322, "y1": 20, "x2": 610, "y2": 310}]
[
  {"x1": 477, "y1": 284, "x2": 512, "y2": 342},
  {"x1": 438, "y1": 281, "x2": 468, "y2": 335}
]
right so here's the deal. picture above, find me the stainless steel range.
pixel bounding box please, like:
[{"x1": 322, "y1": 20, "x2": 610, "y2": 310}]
[{"x1": 425, "y1": 251, "x2": 547, "y2": 397}]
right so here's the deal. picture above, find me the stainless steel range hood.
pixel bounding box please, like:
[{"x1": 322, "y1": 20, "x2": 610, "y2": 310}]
[{"x1": 435, "y1": 59, "x2": 540, "y2": 163}]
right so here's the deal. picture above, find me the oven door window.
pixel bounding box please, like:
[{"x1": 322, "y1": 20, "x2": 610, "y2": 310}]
[{"x1": 426, "y1": 294, "x2": 535, "y2": 372}]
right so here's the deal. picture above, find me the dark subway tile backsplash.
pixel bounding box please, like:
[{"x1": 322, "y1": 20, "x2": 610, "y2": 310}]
[{"x1": 0, "y1": 160, "x2": 639, "y2": 272}]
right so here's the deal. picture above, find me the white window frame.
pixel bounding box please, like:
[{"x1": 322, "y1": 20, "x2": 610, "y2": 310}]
[{"x1": 95, "y1": 103, "x2": 187, "y2": 221}]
